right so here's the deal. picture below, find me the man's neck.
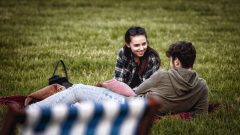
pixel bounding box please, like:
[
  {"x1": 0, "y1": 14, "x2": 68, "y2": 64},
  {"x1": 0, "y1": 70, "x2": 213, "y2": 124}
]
[
  {"x1": 187, "y1": 67, "x2": 192, "y2": 71},
  {"x1": 174, "y1": 66, "x2": 192, "y2": 71}
]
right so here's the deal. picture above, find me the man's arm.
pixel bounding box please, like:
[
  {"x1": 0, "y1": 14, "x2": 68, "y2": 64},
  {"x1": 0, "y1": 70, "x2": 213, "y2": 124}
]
[
  {"x1": 135, "y1": 70, "x2": 162, "y2": 95},
  {"x1": 191, "y1": 84, "x2": 209, "y2": 115}
]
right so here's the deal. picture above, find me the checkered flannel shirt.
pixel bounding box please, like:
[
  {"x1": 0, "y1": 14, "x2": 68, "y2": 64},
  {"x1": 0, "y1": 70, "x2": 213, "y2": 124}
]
[{"x1": 114, "y1": 48, "x2": 160, "y2": 87}]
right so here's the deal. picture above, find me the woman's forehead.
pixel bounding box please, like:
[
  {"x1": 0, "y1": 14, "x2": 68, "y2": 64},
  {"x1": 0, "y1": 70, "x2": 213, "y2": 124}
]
[{"x1": 130, "y1": 35, "x2": 147, "y2": 43}]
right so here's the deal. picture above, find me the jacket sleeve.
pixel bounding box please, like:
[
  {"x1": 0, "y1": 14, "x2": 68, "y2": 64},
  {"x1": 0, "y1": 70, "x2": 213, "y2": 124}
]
[
  {"x1": 135, "y1": 70, "x2": 161, "y2": 95},
  {"x1": 191, "y1": 84, "x2": 209, "y2": 115},
  {"x1": 114, "y1": 49, "x2": 125, "y2": 82}
]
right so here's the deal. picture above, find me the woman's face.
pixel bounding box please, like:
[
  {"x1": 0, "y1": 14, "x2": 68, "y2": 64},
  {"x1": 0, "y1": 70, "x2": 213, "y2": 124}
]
[{"x1": 127, "y1": 35, "x2": 148, "y2": 58}]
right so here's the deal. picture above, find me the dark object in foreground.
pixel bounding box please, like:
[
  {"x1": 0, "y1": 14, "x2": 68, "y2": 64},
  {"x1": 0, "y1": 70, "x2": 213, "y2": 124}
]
[{"x1": 0, "y1": 96, "x2": 160, "y2": 135}]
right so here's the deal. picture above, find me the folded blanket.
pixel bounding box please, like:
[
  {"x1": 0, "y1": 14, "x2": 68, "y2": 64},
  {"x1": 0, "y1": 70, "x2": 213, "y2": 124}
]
[{"x1": 24, "y1": 84, "x2": 66, "y2": 106}]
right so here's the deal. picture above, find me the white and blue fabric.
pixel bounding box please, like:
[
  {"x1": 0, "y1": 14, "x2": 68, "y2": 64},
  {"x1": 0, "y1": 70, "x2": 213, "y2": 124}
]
[{"x1": 20, "y1": 98, "x2": 148, "y2": 135}]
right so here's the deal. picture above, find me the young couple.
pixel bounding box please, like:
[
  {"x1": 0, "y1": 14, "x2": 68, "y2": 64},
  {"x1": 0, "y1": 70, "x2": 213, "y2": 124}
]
[{"x1": 28, "y1": 26, "x2": 208, "y2": 115}]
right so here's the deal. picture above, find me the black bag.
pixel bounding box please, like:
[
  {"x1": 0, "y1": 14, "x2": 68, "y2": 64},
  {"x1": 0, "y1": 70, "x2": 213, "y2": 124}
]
[{"x1": 48, "y1": 60, "x2": 73, "y2": 88}]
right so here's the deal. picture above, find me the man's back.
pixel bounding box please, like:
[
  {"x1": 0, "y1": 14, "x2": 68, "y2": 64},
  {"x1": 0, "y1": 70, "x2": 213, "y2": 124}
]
[{"x1": 135, "y1": 67, "x2": 209, "y2": 115}]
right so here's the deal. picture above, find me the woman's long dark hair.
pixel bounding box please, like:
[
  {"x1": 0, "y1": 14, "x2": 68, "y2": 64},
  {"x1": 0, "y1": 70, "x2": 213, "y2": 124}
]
[{"x1": 123, "y1": 26, "x2": 160, "y2": 76}]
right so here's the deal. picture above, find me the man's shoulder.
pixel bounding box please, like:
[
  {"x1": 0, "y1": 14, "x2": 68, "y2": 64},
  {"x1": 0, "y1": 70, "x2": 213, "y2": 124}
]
[
  {"x1": 153, "y1": 69, "x2": 169, "y2": 77},
  {"x1": 199, "y1": 78, "x2": 208, "y2": 87}
]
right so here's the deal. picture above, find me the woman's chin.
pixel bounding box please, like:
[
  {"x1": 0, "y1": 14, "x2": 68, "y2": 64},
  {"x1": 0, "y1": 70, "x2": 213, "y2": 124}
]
[{"x1": 137, "y1": 54, "x2": 144, "y2": 57}]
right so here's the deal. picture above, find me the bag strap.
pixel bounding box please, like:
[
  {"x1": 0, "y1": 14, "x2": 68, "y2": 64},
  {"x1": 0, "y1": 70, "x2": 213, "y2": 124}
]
[{"x1": 52, "y1": 60, "x2": 68, "y2": 79}]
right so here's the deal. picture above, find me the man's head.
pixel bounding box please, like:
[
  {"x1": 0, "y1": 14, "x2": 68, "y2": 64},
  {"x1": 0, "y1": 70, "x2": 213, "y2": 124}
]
[{"x1": 166, "y1": 41, "x2": 196, "y2": 69}]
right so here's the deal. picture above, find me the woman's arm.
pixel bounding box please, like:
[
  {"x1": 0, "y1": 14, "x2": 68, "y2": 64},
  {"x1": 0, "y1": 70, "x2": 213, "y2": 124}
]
[{"x1": 114, "y1": 48, "x2": 125, "y2": 82}]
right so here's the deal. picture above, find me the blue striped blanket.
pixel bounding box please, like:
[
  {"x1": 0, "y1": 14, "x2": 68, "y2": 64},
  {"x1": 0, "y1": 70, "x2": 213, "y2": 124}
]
[{"x1": 20, "y1": 98, "x2": 151, "y2": 135}]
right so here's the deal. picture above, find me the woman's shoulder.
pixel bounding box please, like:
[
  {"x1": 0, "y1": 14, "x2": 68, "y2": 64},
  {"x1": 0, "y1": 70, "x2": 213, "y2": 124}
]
[
  {"x1": 148, "y1": 52, "x2": 159, "y2": 58},
  {"x1": 147, "y1": 52, "x2": 160, "y2": 64},
  {"x1": 146, "y1": 48, "x2": 159, "y2": 59},
  {"x1": 117, "y1": 47, "x2": 124, "y2": 55},
  {"x1": 116, "y1": 48, "x2": 129, "y2": 62}
]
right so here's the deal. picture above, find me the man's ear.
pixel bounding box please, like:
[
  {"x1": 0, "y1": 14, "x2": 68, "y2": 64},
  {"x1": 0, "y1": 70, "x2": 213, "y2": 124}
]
[{"x1": 174, "y1": 58, "x2": 181, "y2": 67}]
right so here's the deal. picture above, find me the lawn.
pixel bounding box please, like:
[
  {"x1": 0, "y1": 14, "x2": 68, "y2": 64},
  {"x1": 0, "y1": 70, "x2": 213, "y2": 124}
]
[{"x1": 0, "y1": 0, "x2": 240, "y2": 134}]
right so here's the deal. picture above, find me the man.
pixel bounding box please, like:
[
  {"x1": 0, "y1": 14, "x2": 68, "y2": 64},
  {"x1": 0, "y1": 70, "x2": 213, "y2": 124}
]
[{"x1": 135, "y1": 41, "x2": 209, "y2": 115}]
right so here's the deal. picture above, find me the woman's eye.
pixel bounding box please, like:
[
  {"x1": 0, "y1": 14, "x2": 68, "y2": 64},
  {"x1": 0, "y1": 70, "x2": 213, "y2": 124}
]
[{"x1": 133, "y1": 44, "x2": 140, "y2": 47}]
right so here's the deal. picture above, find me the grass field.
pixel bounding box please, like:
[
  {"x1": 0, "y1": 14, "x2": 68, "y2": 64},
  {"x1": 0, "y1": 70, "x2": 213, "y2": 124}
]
[{"x1": 0, "y1": 0, "x2": 240, "y2": 134}]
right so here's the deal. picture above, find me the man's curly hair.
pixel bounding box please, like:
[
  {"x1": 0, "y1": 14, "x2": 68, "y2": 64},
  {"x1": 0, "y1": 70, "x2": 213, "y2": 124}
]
[{"x1": 166, "y1": 41, "x2": 196, "y2": 68}]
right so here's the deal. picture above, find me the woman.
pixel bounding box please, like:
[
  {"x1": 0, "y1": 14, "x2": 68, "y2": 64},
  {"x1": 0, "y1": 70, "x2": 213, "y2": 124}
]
[{"x1": 114, "y1": 26, "x2": 161, "y2": 89}]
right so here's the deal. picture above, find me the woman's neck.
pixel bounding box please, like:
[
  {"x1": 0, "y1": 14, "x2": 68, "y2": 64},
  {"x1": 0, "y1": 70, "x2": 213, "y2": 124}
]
[{"x1": 134, "y1": 57, "x2": 140, "y2": 65}]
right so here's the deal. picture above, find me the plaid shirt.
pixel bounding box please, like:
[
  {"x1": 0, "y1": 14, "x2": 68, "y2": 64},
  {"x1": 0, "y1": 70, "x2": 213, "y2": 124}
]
[{"x1": 114, "y1": 48, "x2": 160, "y2": 87}]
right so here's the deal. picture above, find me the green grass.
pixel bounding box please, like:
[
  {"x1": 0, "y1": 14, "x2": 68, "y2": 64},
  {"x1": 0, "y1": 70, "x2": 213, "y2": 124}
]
[{"x1": 0, "y1": 0, "x2": 240, "y2": 134}]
